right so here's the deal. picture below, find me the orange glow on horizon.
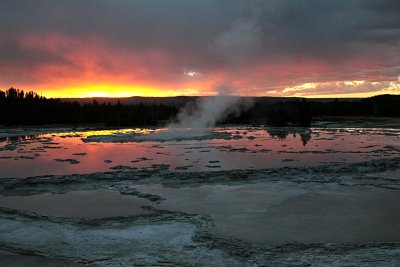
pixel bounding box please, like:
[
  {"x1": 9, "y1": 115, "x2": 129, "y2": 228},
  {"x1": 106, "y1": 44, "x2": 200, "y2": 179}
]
[
  {"x1": 302, "y1": 92, "x2": 400, "y2": 99},
  {"x1": 38, "y1": 84, "x2": 207, "y2": 98},
  {"x1": 2, "y1": 32, "x2": 396, "y2": 99},
  {"x1": 34, "y1": 83, "x2": 399, "y2": 99},
  {"x1": 42, "y1": 86, "x2": 166, "y2": 98}
]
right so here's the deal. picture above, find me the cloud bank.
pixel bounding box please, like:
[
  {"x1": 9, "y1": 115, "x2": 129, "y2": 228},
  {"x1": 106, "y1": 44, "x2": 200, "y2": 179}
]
[{"x1": 0, "y1": 0, "x2": 399, "y2": 97}]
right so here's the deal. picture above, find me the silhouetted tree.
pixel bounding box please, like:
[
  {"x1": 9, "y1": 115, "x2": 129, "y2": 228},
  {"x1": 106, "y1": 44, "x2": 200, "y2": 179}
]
[{"x1": 1, "y1": 88, "x2": 399, "y2": 127}]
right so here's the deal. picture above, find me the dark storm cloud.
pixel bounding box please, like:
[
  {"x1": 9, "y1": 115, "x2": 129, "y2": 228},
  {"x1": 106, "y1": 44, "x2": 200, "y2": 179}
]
[
  {"x1": 0, "y1": 0, "x2": 399, "y2": 93},
  {"x1": 254, "y1": 0, "x2": 400, "y2": 60},
  {"x1": 0, "y1": 0, "x2": 242, "y2": 72},
  {"x1": 0, "y1": 38, "x2": 72, "y2": 68}
]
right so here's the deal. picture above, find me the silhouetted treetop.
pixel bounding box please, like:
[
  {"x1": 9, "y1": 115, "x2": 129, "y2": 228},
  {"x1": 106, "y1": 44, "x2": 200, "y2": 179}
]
[{"x1": 1, "y1": 87, "x2": 399, "y2": 127}]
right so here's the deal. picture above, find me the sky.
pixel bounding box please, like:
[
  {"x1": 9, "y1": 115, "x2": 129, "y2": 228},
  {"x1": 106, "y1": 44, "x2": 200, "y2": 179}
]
[{"x1": 0, "y1": 0, "x2": 399, "y2": 98}]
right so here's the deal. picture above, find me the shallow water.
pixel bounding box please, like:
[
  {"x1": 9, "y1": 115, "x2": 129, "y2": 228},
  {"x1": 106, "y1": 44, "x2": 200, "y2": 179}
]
[
  {"x1": 1, "y1": 125, "x2": 400, "y2": 266},
  {"x1": 0, "y1": 127, "x2": 399, "y2": 178},
  {"x1": 135, "y1": 182, "x2": 400, "y2": 245},
  {"x1": 0, "y1": 250, "x2": 98, "y2": 267},
  {"x1": 0, "y1": 190, "x2": 151, "y2": 218}
]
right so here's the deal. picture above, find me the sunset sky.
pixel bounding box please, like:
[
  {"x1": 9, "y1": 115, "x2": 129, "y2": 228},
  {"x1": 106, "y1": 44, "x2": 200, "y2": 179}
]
[{"x1": 0, "y1": 0, "x2": 399, "y2": 98}]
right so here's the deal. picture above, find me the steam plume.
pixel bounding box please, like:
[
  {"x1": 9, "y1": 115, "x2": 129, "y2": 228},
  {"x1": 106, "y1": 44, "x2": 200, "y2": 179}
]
[{"x1": 167, "y1": 85, "x2": 252, "y2": 131}]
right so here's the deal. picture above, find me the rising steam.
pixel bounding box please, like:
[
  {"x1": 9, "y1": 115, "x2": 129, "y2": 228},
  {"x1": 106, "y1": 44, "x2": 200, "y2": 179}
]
[
  {"x1": 168, "y1": 18, "x2": 260, "y2": 130},
  {"x1": 141, "y1": 17, "x2": 260, "y2": 140},
  {"x1": 170, "y1": 97, "x2": 236, "y2": 129},
  {"x1": 146, "y1": 85, "x2": 251, "y2": 141}
]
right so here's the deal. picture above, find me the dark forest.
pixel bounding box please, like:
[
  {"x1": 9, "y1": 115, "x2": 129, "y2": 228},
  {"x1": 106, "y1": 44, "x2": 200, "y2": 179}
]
[{"x1": 1, "y1": 87, "x2": 399, "y2": 127}]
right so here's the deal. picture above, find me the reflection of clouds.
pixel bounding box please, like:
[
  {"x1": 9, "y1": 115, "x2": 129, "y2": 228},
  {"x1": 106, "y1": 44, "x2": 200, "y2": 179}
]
[
  {"x1": 3, "y1": 127, "x2": 400, "y2": 179},
  {"x1": 0, "y1": 134, "x2": 40, "y2": 142}
]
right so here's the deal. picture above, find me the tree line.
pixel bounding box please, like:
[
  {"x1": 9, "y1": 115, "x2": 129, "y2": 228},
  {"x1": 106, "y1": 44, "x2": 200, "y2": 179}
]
[
  {"x1": 230, "y1": 95, "x2": 400, "y2": 126},
  {"x1": 1, "y1": 87, "x2": 399, "y2": 127},
  {"x1": 0, "y1": 88, "x2": 178, "y2": 126}
]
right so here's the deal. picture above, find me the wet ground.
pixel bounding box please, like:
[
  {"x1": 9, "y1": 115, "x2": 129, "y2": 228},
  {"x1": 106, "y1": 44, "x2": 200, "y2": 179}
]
[{"x1": 1, "y1": 122, "x2": 400, "y2": 266}]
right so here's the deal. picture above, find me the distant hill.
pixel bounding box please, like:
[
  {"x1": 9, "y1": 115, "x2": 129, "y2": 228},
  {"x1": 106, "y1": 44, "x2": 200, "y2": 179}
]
[
  {"x1": 2, "y1": 87, "x2": 398, "y2": 127},
  {"x1": 60, "y1": 96, "x2": 360, "y2": 108},
  {"x1": 61, "y1": 96, "x2": 198, "y2": 107}
]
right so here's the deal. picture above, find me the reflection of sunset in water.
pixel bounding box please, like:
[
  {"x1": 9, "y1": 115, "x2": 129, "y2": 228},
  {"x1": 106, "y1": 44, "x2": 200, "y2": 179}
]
[{"x1": 1, "y1": 127, "x2": 399, "y2": 178}]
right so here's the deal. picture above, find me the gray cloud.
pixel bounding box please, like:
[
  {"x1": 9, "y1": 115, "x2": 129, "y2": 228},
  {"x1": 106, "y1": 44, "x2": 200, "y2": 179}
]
[
  {"x1": 0, "y1": 39, "x2": 69, "y2": 68},
  {"x1": 0, "y1": 0, "x2": 399, "y2": 93},
  {"x1": 213, "y1": 18, "x2": 262, "y2": 65}
]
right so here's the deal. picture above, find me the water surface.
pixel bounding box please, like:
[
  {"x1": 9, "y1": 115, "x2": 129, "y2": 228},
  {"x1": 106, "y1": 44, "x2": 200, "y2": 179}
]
[{"x1": 1, "y1": 127, "x2": 399, "y2": 178}]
